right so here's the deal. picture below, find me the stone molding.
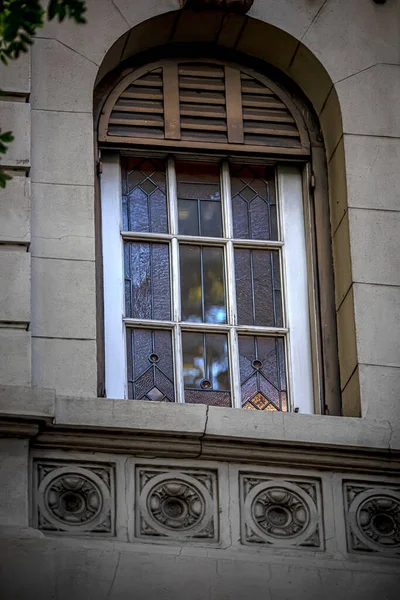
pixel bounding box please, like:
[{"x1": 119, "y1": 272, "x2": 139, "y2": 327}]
[
  {"x1": 28, "y1": 453, "x2": 400, "y2": 562},
  {"x1": 240, "y1": 474, "x2": 322, "y2": 549},
  {"x1": 345, "y1": 482, "x2": 400, "y2": 557},
  {"x1": 32, "y1": 460, "x2": 115, "y2": 536},
  {"x1": 136, "y1": 466, "x2": 218, "y2": 542}
]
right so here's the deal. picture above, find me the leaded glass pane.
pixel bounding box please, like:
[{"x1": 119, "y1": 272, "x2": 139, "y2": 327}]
[
  {"x1": 231, "y1": 164, "x2": 277, "y2": 240},
  {"x1": 239, "y1": 335, "x2": 287, "y2": 411},
  {"x1": 126, "y1": 328, "x2": 175, "y2": 402},
  {"x1": 177, "y1": 161, "x2": 222, "y2": 237},
  {"x1": 235, "y1": 248, "x2": 282, "y2": 327},
  {"x1": 124, "y1": 242, "x2": 170, "y2": 320},
  {"x1": 180, "y1": 245, "x2": 226, "y2": 324},
  {"x1": 182, "y1": 331, "x2": 231, "y2": 406},
  {"x1": 122, "y1": 157, "x2": 168, "y2": 233}
]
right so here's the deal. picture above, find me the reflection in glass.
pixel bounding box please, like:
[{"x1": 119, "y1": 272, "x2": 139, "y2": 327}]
[
  {"x1": 180, "y1": 245, "x2": 226, "y2": 324},
  {"x1": 239, "y1": 335, "x2": 287, "y2": 411},
  {"x1": 124, "y1": 242, "x2": 170, "y2": 320},
  {"x1": 177, "y1": 161, "x2": 222, "y2": 237},
  {"x1": 235, "y1": 248, "x2": 282, "y2": 327},
  {"x1": 122, "y1": 157, "x2": 168, "y2": 233},
  {"x1": 126, "y1": 328, "x2": 175, "y2": 402},
  {"x1": 231, "y1": 164, "x2": 277, "y2": 240},
  {"x1": 182, "y1": 332, "x2": 231, "y2": 407}
]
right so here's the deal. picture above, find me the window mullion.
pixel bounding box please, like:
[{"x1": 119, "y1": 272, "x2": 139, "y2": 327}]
[
  {"x1": 221, "y1": 160, "x2": 240, "y2": 407},
  {"x1": 167, "y1": 157, "x2": 184, "y2": 403}
]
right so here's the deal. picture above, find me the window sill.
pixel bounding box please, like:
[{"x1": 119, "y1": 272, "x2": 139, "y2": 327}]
[{"x1": 0, "y1": 386, "x2": 396, "y2": 459}]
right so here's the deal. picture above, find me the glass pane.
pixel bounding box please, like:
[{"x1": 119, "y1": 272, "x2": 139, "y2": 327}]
[
  {"x1": 122, "y1": 157, "x2": 167, "y2": 233},
  {"x1": 235, "y1": 248, "x2": 282, "y2": 327},
  {"x1": 124, "y1": 242, "x2": 170, "y2": 320},
  {"x1": 231, "y1": 164, "x2": 277, "y2": 240},
  {"x1": 239, "y1": 335, "x2": 287, "y2": 411},
  {"x1": 177, "y1": 161, "x2": 222, "y2": 237},
  {"x1": 180, "y1": 245, "x2": 226, "y2": 324},
  {"x1": 182, "y1": 331, "x2": 231, "y2": 406},
  {"x1": 126, "y1": 328, "x2": 175, "y2": 402}
]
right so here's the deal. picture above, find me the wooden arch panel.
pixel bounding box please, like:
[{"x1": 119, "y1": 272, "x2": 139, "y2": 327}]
[{"x1": 99, "y1": 59, "x2": 309, "y2": 156}]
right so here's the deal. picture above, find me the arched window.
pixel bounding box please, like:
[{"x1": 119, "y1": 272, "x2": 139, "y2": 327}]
[{"x1": 98, "y1": 58, "x2": 335, "y2": 415}]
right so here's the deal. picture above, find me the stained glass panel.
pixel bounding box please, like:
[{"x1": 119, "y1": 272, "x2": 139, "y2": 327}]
[
  {"x1": 122, "y1": 157, "x2": 168, "y2": 233},
  {"x1": 124, "y1": 242, "x2": 170, "y2": 320},
  {"x1": 177, "y1": 161, "x2": 222, "y2": 237},
  {"x1": 235, "y1": 248, "x2": 282, "y2": 327},
  {"x1": 182, "y1": 331, "x2": 231, "y2": 406},
  {"x1": 239, "y1": 335, "x2": 287, "y2": 411},
  {"x1": 180, "y1": 245, "x2": 226, "y2": 324},
  {"x1": 126, "y1": 328, "x2": 175, "y2": 401},
  {"x1": 231, "y1": 164, "x2": 277, "y2": 240}
]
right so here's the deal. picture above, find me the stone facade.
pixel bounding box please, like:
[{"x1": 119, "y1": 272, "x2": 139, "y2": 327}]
[{"x1": 1, "y1": 0, "x2": 400, "y2": 598}]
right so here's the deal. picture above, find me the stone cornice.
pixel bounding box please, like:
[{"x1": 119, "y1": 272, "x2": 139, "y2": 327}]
[{"x1": 1, "y1": 387, "x2": 399, "y2": 473}]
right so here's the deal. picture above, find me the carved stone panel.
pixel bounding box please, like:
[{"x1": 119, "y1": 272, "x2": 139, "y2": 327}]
[
  {"x1": 135, "y1": 466, "x2": 218, "y2": 542},
  {"x1": 32, "y1": 460, "x2": 115, "y2": 535},
  {"x1": 344, "y1": 482, "x2": 400, "y2": 557},
  {"x1": 239, "y1": 473, "x2": 323, "y2": 549}
]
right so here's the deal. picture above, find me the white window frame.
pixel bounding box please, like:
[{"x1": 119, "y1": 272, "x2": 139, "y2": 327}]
[{"x1": 100, "y1": 151, "x2": 314, "y2": 413}]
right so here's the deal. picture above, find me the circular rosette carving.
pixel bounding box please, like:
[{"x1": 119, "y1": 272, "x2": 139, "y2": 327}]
[
  {"x1": 244, "y1": 480, "x2": 318, "y2": 546},
  {"x1": 348, "y1": 488, "x2": 400, "y2": 553},
  {"x1": 139, "y1": 473, "x2": 214, "y2": 538},
  {"x1": 37, "y1": 466, "x2": 111, "y2": 532}
]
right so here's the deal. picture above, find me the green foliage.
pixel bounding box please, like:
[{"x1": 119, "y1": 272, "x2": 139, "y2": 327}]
[{"x1": 0, "y1": 1, "x2": 87, "y2": 186}]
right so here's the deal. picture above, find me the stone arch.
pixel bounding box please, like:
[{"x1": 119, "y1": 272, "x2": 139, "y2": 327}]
[{"x1": 93, "y1": 8, "x2": 359, "y2": 416}]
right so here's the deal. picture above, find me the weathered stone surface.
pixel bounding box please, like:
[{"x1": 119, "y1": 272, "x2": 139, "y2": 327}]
[
  {"x1": 249, "y1": 0, "x2": 326, "y2": 40},
  {"x1": 0, "y1": 439, "x2": 29, "y2": 526},
  {"x1": 336, "y1": 286, "x2": 358, "y2": 390},
  {"x1": 0, "y1": 102, "x2": 30, "y2": 168},
  {"x1": 0, "y1": 329, "x2": 31, "y2": 386},
  {"x1": 55, "y1": 396, "x2": 207, "y2": 434},
  {"x1": 31, "y1": 257, "x2": 96, "y2": 339},
  {"x1": 31, "y1": 110, "x2": 94, "y2": 186},
  {"x1": 31, "y1": 183, "x2": 95, "y2": 261},
  {"x1": 344, "y1": 135, "x2": 400, "y2": 212},
  {"x1": 353, "y1": 283, "x2": 400, "y2": 368},
  {"x1": 338, "y1": 64, "x2": 400, "y2": 138},
  {"x1": 31, "y1": 39, "x2": 97, "y2": 113},
  {"x1": 0, "y1": 251, "x2": 30, "y2": 323},
  {"x1": 349, "y1": 208, "x2": 400, "y2": 286},
  {"x1": 0, "y1": 385, "x2": 55, "y2": 419},
  {"x1": 319, "y1": 86, "x2": 342, "y2": 160},
  {"x1": 32, "y1": 338, "x2": 97, "y2": 397},
  {"x1": 302, "y1": 0, "x2": 400, "y2": 83},
  {"x1": 0, "y1": 51, "x2": 30, "y2": 94},
  {"x1": 0, "y1": 175, "x2": 30, "y2": 244},
  {"x1": 332, "y1": 211, "x2": 352, "y2": 307},
  {"x1": 328, "y1": 137, "x2": 347, "y2": 233},
  {"x1": 359, "y1": 364, "x2": 400, "y2": 425}
]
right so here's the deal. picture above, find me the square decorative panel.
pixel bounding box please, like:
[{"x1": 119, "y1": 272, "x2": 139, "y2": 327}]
[
  {"x1": 135, "y1": 466, "x2": 219, "y2": 542},
  {"x1": 344, "y1": 481, "x2": 400, "y2": 557},
  {"x1": 239, "y1": 472, "x2": 323, "y2": 549},
  {"x1": 32, "y1": 460, "x2": 115, "y2": 536}
]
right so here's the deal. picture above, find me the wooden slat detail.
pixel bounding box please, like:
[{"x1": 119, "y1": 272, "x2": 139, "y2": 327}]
[
  {"x1": 178, "y1": 65, "x2": 224, "y2": 78},
  {"x1": 163, "y1": 62, "x2": 181, "y2": 140},
  {"x1": 179, "y1": 76, "x2": 225, "y2": 91},
  {"x1": 181, "y1": 119, "x2": 227, "y2": 132},
  {"x1": 121, "y1": 88, "x2": 163, "y2": 101},
  {"x1": 243, "y1": 125, "x2": 300, "y2": 137},
  {"x1": 225, "y1": 66, "x2": 244, "y2": 144},
  {"x1": 241, "y1": 96, "x2": 286, "y2": 109},
  {"x1": 180, "y1": 105, "x2": 227, "y2": 119},
  {"x1": 114, "y1": 100, "x2": 164, "y2": 114},
  {"x1": 180, "y1": 90, "x2": 226, "y2": 105},
  {"x1": 242, "y1": 108, "x2": 294, "y2": 123}
]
